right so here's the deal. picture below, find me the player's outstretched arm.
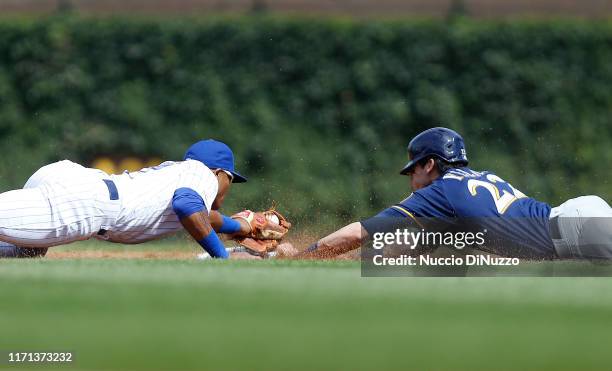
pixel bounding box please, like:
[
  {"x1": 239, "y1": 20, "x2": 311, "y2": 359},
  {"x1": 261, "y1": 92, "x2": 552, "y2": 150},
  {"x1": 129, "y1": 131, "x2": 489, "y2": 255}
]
[
  {"x1": 172, "y1": 188, "x2": 229, "y2": 259},
  {"x1": 292, "y1": 222, "x2": 368, "y2": 259}
]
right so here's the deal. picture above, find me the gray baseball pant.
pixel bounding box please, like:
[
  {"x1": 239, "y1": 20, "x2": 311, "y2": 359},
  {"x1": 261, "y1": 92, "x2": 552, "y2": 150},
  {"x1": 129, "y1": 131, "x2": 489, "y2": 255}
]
[{"x1": 549, "y1": 196, "x2": 612, "y2": 259}]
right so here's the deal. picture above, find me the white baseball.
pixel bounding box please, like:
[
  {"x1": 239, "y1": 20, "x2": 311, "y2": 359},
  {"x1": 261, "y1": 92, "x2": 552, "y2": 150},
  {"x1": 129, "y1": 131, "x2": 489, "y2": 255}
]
[{"x1": 267, "y1": 214, "x2": 280, "y2": 224}]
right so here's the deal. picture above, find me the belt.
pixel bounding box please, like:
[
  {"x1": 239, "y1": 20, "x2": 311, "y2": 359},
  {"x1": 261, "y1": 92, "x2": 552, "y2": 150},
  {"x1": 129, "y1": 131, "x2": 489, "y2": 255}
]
[
  {"x1": 549, "y1": 216, "x2": 573, "y2": 258},
  {"x1": 102, "y1": 179, "x2": 119, "y2": 200},
  {"x1": 549, "y1": 216, "x2": 562, "y2": 239},
  {"x1": 98, "y1": 179, "x2": 119, "y2": 236}
]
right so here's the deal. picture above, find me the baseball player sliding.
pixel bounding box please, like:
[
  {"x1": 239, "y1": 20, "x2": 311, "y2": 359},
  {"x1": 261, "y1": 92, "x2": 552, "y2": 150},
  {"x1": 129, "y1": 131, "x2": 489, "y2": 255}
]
[
  {"x1": 281, "y1": 127, "x2": 612, "y2": 260},
  {"x1": 0, "y1": 139, "x2": 290, "y2": 259}
]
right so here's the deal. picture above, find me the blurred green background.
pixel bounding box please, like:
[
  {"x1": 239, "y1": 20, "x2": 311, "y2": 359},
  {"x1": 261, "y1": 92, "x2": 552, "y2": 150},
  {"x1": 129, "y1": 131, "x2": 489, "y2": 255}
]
[{"x1": 0, "y1": 8, "x2": 611, "y2": 230}]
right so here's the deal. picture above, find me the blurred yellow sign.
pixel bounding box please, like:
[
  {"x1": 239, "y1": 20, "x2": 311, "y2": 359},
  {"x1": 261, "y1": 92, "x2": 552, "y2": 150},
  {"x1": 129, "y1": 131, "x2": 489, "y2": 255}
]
[{"x1": 91, "y1": 157, "x2": 162, "y2": 174}]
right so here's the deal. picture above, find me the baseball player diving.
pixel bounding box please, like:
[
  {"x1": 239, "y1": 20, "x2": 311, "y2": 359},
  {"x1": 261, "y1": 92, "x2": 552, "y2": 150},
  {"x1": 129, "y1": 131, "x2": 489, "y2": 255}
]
[
  {"x1": 281, "y1": 127, "x2": 612, "y2": 260},
  {"x1": 0, "y1": 139, "x2": 290, "y2": 259}
]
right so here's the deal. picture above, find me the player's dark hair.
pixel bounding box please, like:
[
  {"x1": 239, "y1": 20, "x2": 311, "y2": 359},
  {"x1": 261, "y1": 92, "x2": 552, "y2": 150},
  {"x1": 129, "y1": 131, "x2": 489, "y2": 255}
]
[{"x1": 417, "y1": 156, "x2": 466, "y2": 174}]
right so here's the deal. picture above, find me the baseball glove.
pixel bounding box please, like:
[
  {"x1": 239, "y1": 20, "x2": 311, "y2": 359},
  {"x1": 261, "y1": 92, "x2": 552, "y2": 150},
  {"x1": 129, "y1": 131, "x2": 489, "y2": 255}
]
[{"x1": 231, "y1": 208, "x2": 291, "y2": 257}]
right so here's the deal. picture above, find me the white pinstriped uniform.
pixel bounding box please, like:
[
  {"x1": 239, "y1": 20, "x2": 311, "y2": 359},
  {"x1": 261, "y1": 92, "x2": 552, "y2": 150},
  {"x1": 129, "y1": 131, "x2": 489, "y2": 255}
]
[{"x1": 0, "y1": 159, "x2": 218, "y2": 248}]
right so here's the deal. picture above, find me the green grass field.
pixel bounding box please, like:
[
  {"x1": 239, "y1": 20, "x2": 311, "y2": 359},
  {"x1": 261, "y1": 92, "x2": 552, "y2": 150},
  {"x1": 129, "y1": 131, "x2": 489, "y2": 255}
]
[{"x1": 1, "y1": 242, "x2": 612, "y2": 370}]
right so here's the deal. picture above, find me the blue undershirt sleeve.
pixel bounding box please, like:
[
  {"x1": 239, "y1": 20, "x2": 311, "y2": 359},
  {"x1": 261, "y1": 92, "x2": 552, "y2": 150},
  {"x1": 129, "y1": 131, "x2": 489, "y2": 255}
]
[{"x1": 172, "y1": 187, "x2": 206, "y2": 219}]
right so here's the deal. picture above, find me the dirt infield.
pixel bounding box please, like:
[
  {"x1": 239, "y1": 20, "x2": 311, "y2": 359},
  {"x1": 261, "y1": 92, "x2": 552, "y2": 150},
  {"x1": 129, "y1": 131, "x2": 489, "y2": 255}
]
[
  {"x1": 30, "y1": 228, "x2": 345, "y2": 260},
  {"x1": 46, "y1": 248, "x2": 360, "y2": 259},
  {"x1": 42, "y1": 231, "x2": 361, "y2": 260},
  {"x1": 46, "y1": 249, "x2": 196, "y2": 259}
]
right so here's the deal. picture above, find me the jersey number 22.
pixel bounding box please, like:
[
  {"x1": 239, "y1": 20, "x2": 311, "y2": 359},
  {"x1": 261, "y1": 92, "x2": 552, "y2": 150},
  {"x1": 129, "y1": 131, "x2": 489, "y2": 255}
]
[{"x1": 467, "y1": 174, "x2": 527, "y2": 214}]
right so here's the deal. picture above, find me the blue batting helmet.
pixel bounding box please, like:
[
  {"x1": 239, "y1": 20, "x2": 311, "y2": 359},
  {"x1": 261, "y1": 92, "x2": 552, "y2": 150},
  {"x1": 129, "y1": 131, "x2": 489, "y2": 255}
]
[{"x1": 400, "y1": 127, "x2": 468, "y2": 175}]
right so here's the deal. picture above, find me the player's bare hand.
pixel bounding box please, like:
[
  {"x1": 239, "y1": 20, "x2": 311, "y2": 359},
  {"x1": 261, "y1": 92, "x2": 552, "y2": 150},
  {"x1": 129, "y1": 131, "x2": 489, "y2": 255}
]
[{"x1": 275, "y1": 242, "x2": 298, "y2": 259}]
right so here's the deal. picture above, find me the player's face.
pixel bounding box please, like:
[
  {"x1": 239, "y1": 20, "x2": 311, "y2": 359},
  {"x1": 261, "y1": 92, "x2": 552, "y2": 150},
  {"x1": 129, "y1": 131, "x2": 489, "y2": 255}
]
[
  {"x1": 409, "y1": 159, "x2": 436, "y2": 191},
  {"x1": 212, "y1": 170, "x2": 233, "y2": 210}
]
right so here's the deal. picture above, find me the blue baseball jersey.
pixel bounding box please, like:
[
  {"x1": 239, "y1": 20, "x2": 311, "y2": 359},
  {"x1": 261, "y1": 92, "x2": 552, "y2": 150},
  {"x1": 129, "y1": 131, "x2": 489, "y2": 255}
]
[{"x1": 374, "y1": 167, "x2": 554, "y2": 257}]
